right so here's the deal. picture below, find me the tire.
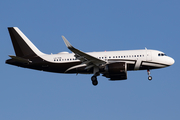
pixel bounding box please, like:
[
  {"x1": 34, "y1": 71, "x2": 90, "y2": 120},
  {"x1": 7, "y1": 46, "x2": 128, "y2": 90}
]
[
  {"x1": 148, "y1": 76, "x2": 152, "y2": 80},
  {"x1": 92, "y1": 80, "x2": 98, "y2": 86},
  {"x1": 91, "y1": 76, "x2": 97, "y2": 81}
]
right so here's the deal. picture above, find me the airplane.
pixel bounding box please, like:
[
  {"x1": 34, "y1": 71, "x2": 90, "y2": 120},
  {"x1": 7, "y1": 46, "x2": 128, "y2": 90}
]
[{"x1": 6, "y1": 27, "x2": 175, "y2": 86}]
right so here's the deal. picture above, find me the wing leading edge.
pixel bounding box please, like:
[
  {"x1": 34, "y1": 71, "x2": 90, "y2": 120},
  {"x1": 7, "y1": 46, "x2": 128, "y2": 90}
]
[{"x1": 62, "y1": 36, "x2": 106, "y2": 72}]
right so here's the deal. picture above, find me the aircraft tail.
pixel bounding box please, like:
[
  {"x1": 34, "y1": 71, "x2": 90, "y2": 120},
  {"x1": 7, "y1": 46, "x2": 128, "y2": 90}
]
[{"x1": 8, "y1": 27, "x2": 45, "y2": 58}]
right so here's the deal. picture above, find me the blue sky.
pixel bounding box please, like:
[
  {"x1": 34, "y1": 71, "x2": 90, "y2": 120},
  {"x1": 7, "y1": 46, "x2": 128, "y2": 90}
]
[{"x1": 1, "y1": 0, "x2": 180, "y2": 120}]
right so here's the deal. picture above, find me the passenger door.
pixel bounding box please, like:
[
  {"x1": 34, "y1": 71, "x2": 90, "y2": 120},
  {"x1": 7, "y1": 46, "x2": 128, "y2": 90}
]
[{"x1": 146, "y1": 51, "x2": 152, "y2": 61}]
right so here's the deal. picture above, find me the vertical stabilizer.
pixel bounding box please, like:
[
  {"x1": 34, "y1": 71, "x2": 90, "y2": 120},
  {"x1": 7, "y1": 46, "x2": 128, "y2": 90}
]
[{"x1": 8, "y1": 27, "x2": 45, "y2": 58}]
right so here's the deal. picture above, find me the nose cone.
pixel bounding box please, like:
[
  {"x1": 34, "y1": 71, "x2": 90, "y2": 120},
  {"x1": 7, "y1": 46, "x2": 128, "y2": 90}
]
[{"x1": 167, "y1": 57, "x2": 175, "y2": 65}]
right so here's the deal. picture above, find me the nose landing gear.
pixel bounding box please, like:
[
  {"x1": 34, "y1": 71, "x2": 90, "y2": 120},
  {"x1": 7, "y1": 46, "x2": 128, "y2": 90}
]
[{"x1": 147, "y1": 69, "x2": 152, "y2": 80}]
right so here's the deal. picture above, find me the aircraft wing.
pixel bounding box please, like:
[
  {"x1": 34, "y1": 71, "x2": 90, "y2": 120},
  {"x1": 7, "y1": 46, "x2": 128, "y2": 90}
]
[{"x1": 62, "y1": 36, "x2": 106, "y2": 72}]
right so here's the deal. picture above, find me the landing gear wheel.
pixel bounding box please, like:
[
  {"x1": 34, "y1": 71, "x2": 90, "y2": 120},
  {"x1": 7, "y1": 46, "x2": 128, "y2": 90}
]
[
  {"x1": 91, "y1": 76, "x2": 98, "y2": 86},
  {"x1": 147, "y1": 69, "x2": 152, "y2": 81},
  {"x1": 92, "y1": 80, "x2": 98, "y2": 86},
  {"x1": 148, "y1": 76, "x2": 152, "y2": 80},
  {"x1": 91, "y1": 76, "x2": 97, "y2": 81}
]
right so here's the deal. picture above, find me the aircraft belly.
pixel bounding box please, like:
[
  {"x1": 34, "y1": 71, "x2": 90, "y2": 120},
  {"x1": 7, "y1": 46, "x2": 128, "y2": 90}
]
[
  {"x1": 6, "y1": 58, "x2": 169, "y2": 74},
  {"x1": 6, "y1": 58, "x2": 83, "y2": 73}
]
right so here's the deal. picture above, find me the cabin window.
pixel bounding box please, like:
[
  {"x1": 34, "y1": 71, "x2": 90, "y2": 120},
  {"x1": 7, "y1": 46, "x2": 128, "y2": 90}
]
[
  {"x1": 109, "y1": 56, "x2": 111, "y2": 58},
  {"x1": 158, "y1": 53, "x2": 167, "y2": 56},
  {"x1": 162, "y1": 53, "x2": 166, "y2": 56},
  {"x1": 137, "y1": 55, "x2": 139, "y2": 57}
]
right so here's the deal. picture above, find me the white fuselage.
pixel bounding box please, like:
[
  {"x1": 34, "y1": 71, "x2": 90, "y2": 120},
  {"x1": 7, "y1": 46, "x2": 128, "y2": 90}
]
[{"x1": 39, "y1": 49, "x2": 174, "y2": 71}]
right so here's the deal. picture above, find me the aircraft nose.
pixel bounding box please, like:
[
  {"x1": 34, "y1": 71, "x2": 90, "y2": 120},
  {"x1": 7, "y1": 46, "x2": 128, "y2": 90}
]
[{"x1": 167, "y1": 57, "x2": 175, "y2": 65}]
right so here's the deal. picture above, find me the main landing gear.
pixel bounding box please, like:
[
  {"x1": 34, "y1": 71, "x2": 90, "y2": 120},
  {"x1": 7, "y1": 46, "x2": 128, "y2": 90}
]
[
  {"x1": 91, "y1": 67, "x2": 100, "y2": 86},
  {"x1": 147, "y1": 69, "x2": 152, "y2": 80},
  {"x1": 91, "y1": 72, "x2": 100, "y2": 86},
  {"x1": 91, "y1": 75, "x2": 98, "y2": 86}
]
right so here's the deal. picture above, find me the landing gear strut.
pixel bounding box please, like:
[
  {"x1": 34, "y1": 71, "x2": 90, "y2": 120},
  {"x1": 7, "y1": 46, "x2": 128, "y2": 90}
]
[
  {"x1": 147, "y1": 69, "x2": 152, "y2": 80},
  {"x1": 91, "y1": 67, "x2": 100, "y2": 86}
]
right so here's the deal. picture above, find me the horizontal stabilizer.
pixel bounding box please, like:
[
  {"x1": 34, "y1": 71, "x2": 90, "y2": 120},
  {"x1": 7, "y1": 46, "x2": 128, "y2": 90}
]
[{"x1": 9, "y1": 55, "x2": 32, "y2": 63}]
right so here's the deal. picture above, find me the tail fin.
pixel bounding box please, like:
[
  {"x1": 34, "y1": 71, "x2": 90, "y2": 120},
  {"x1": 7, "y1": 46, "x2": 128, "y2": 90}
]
[{"x1": 8, "y1": 27, "x2": 45, "y2": 58}]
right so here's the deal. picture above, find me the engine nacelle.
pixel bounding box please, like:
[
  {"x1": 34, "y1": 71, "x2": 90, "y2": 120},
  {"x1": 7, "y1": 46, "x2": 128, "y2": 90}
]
[{"x1": 103, "y1": 62, "x2": 127, "y2": 80}]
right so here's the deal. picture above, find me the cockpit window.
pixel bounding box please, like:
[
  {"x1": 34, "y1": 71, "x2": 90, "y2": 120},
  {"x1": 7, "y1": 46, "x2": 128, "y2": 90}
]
[{"x1": 158, "y1": 53, "x2": 167, "y2": 56}]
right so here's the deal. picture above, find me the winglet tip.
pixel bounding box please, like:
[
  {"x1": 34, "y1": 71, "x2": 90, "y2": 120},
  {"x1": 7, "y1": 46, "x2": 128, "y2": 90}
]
[{"x1": 62, "y1": 36, "x2": 72, "y2": 48}]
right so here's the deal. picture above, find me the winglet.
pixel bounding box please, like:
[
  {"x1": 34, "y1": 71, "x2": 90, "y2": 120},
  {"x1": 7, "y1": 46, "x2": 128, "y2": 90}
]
[{"x1": 62, "y1": 36, "x2": 72, "y2": 48}]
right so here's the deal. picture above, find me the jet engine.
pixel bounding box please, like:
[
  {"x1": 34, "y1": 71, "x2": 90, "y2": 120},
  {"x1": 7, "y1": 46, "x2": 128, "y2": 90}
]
[{"x1": 103, "y1": 62, "x2": 127, "y2": 80}]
